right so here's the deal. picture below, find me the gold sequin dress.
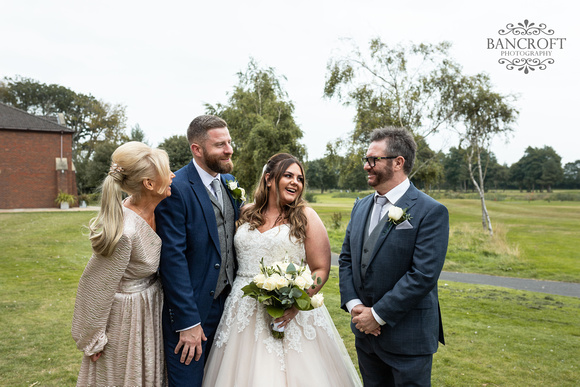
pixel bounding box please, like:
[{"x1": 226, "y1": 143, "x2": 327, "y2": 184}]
[{"x1": 72, "y1": 206, "x2": 165, "y2": 386}]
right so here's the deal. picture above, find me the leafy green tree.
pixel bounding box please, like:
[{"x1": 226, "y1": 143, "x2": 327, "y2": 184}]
[
  {"x1": 0, "y1": 76, "x2": 77, "y2": 115},
  {"x1": 509, "y1": 160, "x2": 527, "y2": 191},
  {"x1": 487, "y1": 162, "x2": 510, "y2": 191},
  {"x1": 512, "y1": 146, "x2": 563, "y2": 192},
  {"x1": 158, "y1": 135, "x2": 191, "y2": 172},
  {"x1": 411, "y1": 137, "x2": 444, "y2": 192},
  {"x1": 323, "y1": 139, "x2": 368, "y2": 192},
  {"x1": 205, "y1": 59, "x2": 305, "y2": 190},
  {"x1": 324, "y1": 40, "x2": 460, "y2": 139},
  {"x1": 76, "y1": 141, "x2": 120, "y2": 193},
  {"x1": 130, "y1": 124, "x2": 149, "y2": 144},
  {"x1": 305, "y1": 158, "x2": 338, "y2": 193},
  {"x1": 562, "y1": 160, "x2": 580, "y2": 189},
  {"x1": 323, "y1": 39, "x2": 465, "y2": 187},
  {"x1": 443, "y1": 147, "x2": 471, "y2": 191},
  {"x1": 451, "y1": 73, "x2": 518, "y2": 235},
  {"x1": 538, "y1": 147, "x2": 563, "y2": 192}
]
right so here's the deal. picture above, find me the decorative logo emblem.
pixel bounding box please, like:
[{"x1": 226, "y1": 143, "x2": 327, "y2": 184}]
[{"x1": 487, "y1": 20, "x2": 566, "y2": 74}]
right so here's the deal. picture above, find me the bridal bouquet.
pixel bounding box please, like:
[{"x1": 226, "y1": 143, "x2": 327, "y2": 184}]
[{"x1": 241, "y1": 257, "x2": 324, "y2": 339}]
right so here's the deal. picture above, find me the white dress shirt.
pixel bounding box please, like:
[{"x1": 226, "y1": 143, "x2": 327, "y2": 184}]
[{"x1": 193, "y1": 158, "x2": 221, "y2": 197}]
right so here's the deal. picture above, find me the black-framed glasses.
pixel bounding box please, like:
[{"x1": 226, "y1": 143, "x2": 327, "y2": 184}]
[{"x1": 361, "y1": 156, "x2": 398, "y2": 167}]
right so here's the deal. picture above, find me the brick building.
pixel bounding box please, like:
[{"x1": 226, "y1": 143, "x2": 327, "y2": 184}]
[{"x1": 0, "y1": 102, "x2": 77, "y2": 209}]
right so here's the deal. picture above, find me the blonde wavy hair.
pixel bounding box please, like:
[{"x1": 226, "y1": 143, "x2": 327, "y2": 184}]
[
  {"x1": 89, "y1": 142, "x2": 171, "y2": 257},
  {"x1": 238, "y1": 153, "x2": 308, "y2": 242}
]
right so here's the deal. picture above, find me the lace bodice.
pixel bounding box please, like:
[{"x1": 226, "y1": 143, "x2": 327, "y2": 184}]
[
  {"x1": 234, "y1": 223, "x2": 306, "y2": 278},
  {"x1": 214, "y1": 222, "x2": 334, "y2": 371}
]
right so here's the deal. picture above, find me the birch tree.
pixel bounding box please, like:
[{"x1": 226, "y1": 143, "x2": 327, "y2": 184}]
[
  {"x1": 453, "y1": 74, "x2": 518, "y2": 235},
  {"x1": 323, "y1": 39, "x2": 462, "y2": 183}
]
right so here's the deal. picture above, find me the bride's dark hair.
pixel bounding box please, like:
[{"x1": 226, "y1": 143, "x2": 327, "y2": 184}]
[{"x1": 238, "y1": 153, "x2": 308, "y2": 242}]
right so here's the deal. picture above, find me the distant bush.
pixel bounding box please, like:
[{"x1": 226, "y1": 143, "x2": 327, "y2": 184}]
[
  {"x1": 429, "y1": 190, "x2": 580, "y2": 202},
  {"x1": 429, "y1": 191, "x2": 481, "y2": 200},
  {"x1": 303, "y1": 191, "x2": 317, "y2": 203},
  {"x1": 331, "y1": 191, "x2": 368, "y2": 199},
  {"x1": 330, "y1": 212, "x2": 342, "y2": 229},
  {"x1": 84, "y1": 192, "x2": 101, "y2": 205},
  {"x1": 551, "y1": 192, "x2": 580, "y2": 201}
]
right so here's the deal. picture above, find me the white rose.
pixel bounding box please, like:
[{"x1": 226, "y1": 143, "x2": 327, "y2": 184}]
[
  {"x1": 227, "y1": 181, "x2": 238, "y2": 190},
  {"x1": 293, "y1": 276, "x2": 308, "y2": 289},
  {"x1": 274, "y1": 275, "x2": 290, "y2": 289},
  {"x1": 388, "y1": 206, "x2": 404, "y2": 222},
  {"x1": 239, "y1": 187, "x2": 246, "y2": 202},
  {"x1": 301, "y1": 273, "x2": 314, "y2": 288},
  {"x1": 253, "y1": 273, "x2": 266, "y2": 288},
  {"x1": 310, "y1": 293, "x2": 324, "y2": 308},
  {"x1": 275, "y1": 261, "x2": 290, "y2": 273},
  {"x1": 262, "y1": 276, "x2": 277, "y2": 291}
]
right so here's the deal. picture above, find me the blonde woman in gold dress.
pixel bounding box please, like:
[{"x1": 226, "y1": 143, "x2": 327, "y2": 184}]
[{"x1": 72, "y1": 141, "x2": 174, "y2": 386}]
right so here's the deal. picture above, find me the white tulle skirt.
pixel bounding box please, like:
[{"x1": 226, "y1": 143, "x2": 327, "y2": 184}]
[{"x1": 202, "y1": 277, "x2": 362, "y2": 387}]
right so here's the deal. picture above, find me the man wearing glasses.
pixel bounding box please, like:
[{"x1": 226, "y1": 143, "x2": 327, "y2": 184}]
[{"x1": 339, "y1": 126, "x2": 449, "y2": 387}]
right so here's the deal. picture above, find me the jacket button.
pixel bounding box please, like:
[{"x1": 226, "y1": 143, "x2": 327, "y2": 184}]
[
  {"x1": 215, "y1": 263, "x2": 220, "y2": 269},
  {"x1": 363, "y1": 248, "x2": 368, "y2": 253},
  {"x1": 210, "y1": 290, "x2": 215, "y2": 296},
  {"x1": 362, "y1": 264, "x2": 367, "y2": 268}
]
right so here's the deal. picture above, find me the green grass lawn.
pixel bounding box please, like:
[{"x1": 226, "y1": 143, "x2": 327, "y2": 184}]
[
  {"x1": 325, "y1": 269, "x2": 580, "y2": 386},
  {"x1": 1, "y1": 193, "x2": 579, "y2": 385},
  {"x1": 310, "y1": 191, "x2": 580, "y2": 283}
]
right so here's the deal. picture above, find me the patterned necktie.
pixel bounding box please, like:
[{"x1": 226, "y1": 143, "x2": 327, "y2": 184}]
[
  {"x1": 369, "y1": 196, "x2": 388, "y2": 234},
  {"x1": 210, "y1": 178, "x2": 223, "y2": 210}
]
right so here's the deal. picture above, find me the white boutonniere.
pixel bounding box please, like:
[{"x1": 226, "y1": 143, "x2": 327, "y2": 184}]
[
  {"x1": 388, "y1": 206, "x2": 411, "y2": 226},
  {"x1": 226, "y1": 179, "x2": 246, "y2": 202}
]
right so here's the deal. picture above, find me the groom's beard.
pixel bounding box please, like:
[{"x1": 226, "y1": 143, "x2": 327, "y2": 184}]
[{"x1": 203, "y1": 149, "x2": 233, "y2": 174}]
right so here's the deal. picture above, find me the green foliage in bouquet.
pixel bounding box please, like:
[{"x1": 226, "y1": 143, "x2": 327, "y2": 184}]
[{"x1": 242, "y1": 258, "x2": 324, "y2": 338}]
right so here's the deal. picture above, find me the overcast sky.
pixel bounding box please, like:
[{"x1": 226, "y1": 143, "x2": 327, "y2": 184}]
[{"x1": 2, "y1": 0, "x2": 578, "y2": 165}]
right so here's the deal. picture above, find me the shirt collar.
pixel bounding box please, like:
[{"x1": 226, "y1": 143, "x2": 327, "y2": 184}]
[
  {"x1": 374, "y1": 178, "x2": 410, "y2": 205},
  {"x1": 193, "y1": 158, "x2": 221, "y2": 189}
]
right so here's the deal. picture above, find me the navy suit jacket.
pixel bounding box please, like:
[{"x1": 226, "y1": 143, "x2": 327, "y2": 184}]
[
  {"x1": 155, "y1": 160, "x2": 240, "y2": 332},
  {"x1": 339, "y1": 183, "x2": 448, "y2": 355}
]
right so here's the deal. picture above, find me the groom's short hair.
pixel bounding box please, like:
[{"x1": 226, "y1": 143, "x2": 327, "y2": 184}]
[{"x1": 187, "y1": 115, "x2": 228, "y2": 145}]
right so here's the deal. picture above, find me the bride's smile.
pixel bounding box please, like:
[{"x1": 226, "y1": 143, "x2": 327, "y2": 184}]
[{"x1": 275, "y1": 163, "x2": 304, "y2": 205}]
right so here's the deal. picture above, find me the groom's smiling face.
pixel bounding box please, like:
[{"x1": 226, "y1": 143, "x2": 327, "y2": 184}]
[{"x1": 195, "y1": 127, "x2": 234, "y2": 175}]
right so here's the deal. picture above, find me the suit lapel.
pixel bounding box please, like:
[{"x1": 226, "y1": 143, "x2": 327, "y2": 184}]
[
  {"x1": 220, "y1": 174, "x2": 240, "y2": 220},
  {"x1": 187, "y1": 163, "x2": 221, "y2": 253},
  {"x1": 369, "y1": 183, "x2": 420, "y2": 262}
]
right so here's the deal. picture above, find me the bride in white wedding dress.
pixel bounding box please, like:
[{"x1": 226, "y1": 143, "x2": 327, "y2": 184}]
[{"x1": 203, "y1": 153, "x2": 361, "y2": 387}]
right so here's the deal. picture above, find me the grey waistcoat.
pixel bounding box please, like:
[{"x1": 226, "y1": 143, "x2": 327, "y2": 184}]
[
  {"x1": 206, "y1": 182, "x2": 236, "y2": 298},
  {"x1": 360, "y1": 207, "x2": 390, "y2": 278}
]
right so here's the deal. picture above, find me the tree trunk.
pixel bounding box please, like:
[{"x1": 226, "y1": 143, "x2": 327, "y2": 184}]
[{"x1": 467, "y1": 147, "x2": 493, "y2": 236}]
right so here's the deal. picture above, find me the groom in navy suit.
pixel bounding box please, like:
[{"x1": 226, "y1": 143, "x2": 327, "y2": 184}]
[
  {"x1": 339, "y1": 127, "x2": 448, "y2": 386},
  {"x1": 155, "y1": 115, "x2": 241, "y2": 386}
]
